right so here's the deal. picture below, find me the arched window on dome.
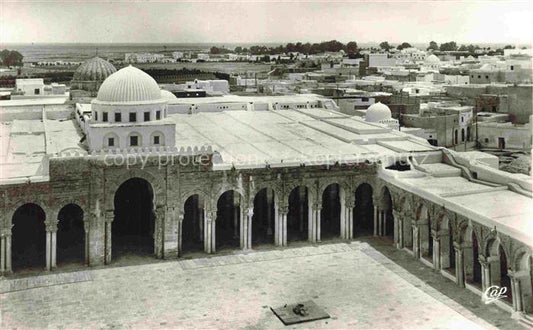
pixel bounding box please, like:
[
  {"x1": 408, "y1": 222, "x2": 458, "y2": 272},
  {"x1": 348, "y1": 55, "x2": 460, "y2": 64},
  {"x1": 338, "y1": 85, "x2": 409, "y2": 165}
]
[
  {"x1": 104, "y1": 132, "x2": 120, "y2": 149},
  {"x1": 128, "y1": 132, "x2": 142, "y2": 147},
  {"x1": 150, "y1": 131, "x2": 165, "y2": 146}
]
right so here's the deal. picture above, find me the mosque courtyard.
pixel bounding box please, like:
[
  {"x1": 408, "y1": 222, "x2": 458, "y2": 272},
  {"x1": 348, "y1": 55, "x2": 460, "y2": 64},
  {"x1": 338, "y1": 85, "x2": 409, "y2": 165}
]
[{"x1": 0, "y1": 238, "x2": 521, "y2": 329}]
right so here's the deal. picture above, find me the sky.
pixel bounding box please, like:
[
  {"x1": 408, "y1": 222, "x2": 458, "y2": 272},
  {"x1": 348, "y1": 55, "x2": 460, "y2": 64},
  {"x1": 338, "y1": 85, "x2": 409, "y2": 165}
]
[{"x1": 1, "y1": 0, "x2": 532, "y2": 45}]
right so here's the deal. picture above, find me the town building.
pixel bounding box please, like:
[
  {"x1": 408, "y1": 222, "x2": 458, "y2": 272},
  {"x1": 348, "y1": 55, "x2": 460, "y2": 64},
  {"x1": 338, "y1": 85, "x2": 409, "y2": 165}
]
[
  {"x1": 401, "y1": 101, "x2": 474, "y2": 147},
  {"x1": 476, "y1": 113, "x2": 532, "y2": 150}
]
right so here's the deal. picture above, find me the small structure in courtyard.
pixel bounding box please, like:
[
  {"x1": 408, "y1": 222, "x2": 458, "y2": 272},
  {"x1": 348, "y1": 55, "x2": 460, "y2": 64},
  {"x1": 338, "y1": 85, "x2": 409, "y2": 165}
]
[{"x1": 271, "y1": 300, "x2": 330, "y2": 325}]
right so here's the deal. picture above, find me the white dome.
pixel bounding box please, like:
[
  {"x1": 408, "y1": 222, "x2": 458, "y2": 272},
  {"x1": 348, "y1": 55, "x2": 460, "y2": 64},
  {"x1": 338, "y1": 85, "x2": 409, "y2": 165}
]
[
  {"x1": 96, "y1": 65, "x2": 163, "y2": 104},
  {"x1": 161, "y1": 89, "x2": 177, "y2": 100},
  {"x1": 425, "y1": 54, "x2": 440, "y2": 64},
  {"x1": 365, "y1": 102, "x2": 392, "y2": 122}
]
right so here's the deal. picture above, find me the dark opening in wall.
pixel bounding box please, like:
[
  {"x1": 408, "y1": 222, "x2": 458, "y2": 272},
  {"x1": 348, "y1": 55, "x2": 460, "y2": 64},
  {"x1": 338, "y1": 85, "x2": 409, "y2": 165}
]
[{"x1": 385, "y1": 161, "x2": 411, "y2": 171}]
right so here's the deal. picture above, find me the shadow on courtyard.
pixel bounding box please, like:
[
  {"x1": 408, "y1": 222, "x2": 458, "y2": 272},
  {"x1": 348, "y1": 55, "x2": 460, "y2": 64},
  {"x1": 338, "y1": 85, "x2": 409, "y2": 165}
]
[{"x1": 359, "y1": 236, "x2": 524, "y2": 330}]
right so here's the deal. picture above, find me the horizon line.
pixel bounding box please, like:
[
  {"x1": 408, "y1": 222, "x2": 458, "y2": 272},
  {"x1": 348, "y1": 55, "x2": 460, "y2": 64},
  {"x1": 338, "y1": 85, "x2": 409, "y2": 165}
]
[{"x1": 3, "y1": 41, "x2": 532, "y2": 46}]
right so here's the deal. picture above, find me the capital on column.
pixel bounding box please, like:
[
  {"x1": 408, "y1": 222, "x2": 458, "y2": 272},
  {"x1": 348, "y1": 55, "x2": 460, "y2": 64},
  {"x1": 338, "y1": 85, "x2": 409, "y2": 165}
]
[
  {"x1": 44, "y1": 220, "x2": 58, "y2": 233},
  {"x1": 104, "y1": 210, "x2": 114, "y2": 223}
]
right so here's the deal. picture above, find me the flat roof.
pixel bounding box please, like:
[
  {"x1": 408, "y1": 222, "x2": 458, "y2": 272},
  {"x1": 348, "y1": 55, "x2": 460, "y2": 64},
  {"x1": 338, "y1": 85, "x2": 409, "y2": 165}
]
[
  {"x1": 0, "y1": 119, "x2": 84, "y2": 181},
  {"x1": 381, "y1": 163, "x2": 533, "y2": 247},
  {"x1": 169, "y1": 108, "x2": 435, "y2": 168},
  {"x1": 0, "y1": 97, "x2": 69, "y2": 107}
]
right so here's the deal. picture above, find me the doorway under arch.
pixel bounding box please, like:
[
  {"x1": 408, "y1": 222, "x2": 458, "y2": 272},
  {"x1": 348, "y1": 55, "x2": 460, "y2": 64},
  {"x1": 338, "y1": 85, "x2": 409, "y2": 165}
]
[
  {"x1": 113, "y1": 178, "x2": 155, "y2": 261},
  {"x1": 12, "y1": 203, "x2": 46, "y2": 271},
  {"x1": 57, "y1": 204, "x2": 85, "y2": 266},
  {"x1": 320, "y1": 184, "x2": 341, "y2": 240},
  {"x1": 216, "y1": 190, "x2": 241, "y2": 251},
  {"x1": 382, "y1": 187, "x2": 394, "y2": 238},
  {"x1": 182, "y1": 194, "x2": 205, "y2": 255},
  {"x1": 252, "y1": 188, "x2": 275, "y2": 247},
  {"x1": 353, "y1": 183, "x2": 374, "y2": 237},
  {"x1": 287, "y1": 186, "x2": 309, "y2": 242}
]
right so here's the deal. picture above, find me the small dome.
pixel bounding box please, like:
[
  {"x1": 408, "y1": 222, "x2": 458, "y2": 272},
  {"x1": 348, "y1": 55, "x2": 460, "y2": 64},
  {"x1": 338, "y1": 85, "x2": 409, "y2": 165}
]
[
  {"x1": 425, "y1": 54, "x2": 440, "y2": 64},
  {"x1": 161, "y1": 89, "x2": 177, "y2": 100},
  {"x1": 72, "y1": 57, "x2": 116, "y2": 82},
  {"x1": 365, "y1": 102, "x2": 392, "y2": 122},
  {"x1": 96, "y1": 66, "x2": 163, "y2": 103}
]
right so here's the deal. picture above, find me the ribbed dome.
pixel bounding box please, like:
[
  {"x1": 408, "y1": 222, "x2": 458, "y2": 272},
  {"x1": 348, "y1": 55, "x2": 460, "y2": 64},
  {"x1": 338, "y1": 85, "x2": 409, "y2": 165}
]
[
  {"x1": 425, "y1": 54, "x2": 440, "y2": 64},
  {"x1": 96, "y1": 66, "x2": 163, "y2": 103},
  {"x1": 365, "y1": 102, "x2": 392, "y2": 122},
  {"x1": 72, "y1": 57, "x2": 116, "y2": 82},
  {"x1": 161, "y1": 89, "x2": 177, "y2": 100}
]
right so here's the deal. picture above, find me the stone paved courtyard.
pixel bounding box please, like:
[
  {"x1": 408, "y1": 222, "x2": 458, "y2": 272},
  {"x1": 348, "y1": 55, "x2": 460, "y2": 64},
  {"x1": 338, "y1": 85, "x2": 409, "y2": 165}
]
[{"x1": 0, "y1": 239, "x2": 523, "y2": 329}]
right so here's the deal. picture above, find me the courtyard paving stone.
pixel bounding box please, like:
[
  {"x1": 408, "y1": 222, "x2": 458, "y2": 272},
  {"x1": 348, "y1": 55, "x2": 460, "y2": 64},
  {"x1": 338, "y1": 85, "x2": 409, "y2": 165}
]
[{"x1": 0, "y1": 239, "x2": 523, "y2": 329}]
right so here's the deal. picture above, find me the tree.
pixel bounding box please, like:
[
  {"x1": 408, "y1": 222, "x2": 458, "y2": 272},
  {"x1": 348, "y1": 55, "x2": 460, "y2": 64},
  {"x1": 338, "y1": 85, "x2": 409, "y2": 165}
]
[
  {"x1": 427, "y1": 41, "x2": 439, "y2": 51},
  {"x1": 379, "y1": 41, "x2": 392, "y2": 51},
  {"x1": 396, "y1": 42, "x2": 412, "y2": 50},
  {"x1": 0, "y1": 49, "x2": 23, "y2": 67},
  {"x1": 439, "y1": 41, "x2": 458, "y2": 51},
  {"x1": 345, "y1": 41, "x2": 358, "y2": 54},
  {"x1": 504, "y1": 45, "x2": 515, "y2": 49},
  {"x1": 234, "y1": 46, "x2": 243, "y2": 53}
]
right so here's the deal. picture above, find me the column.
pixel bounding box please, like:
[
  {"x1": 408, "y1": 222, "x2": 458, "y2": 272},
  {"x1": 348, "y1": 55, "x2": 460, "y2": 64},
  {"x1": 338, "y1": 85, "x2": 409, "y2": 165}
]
[
  {"x1": 478, "y1": 255, "x2": 490, "y2": 291},
  {"x1": 204, "y1": 211, "x2": 214, "y2": 253},
  {"x1": 274, "y1": 202, "x2": 280, "y2": 246},
  {"x1": 5, "y1": 232, "x2": 12, "y2": 273},
  {"x1": 377, "y1": 210, "x2": 382, "y2": 237},
  {"x1": 198, "y1": 197, "x2": 204, "y2": 242},
  {"x1": 418, "y1": 221, "x2": 429, "y2": 258},
  {"x1": 392, "y1": 211, "x2": 400, "y2": 248},
  {"x1": 315, "y1": 203, "x2": 322, "y2": 243},
  {"x1": 0, "y1": 233, "x2": 5, "y2": 273},
  {"x1": 246, "y1": 207, "x2": 253, "y2": 250},
  {"x1": 346, "y1": 199, "x2": 354, "y2": 240},
  {"x1": 397, "y1": 215, "x2": 404, "y2": 249},
  {"x1": 282, "y1": 211, "x2": 288, "y2": 246},
  {"x1": 432, "y1": 230, "x2": 440, "y2": 270},
  {"x1": 308, "y1": 200, "x2": 314, "y2": 243},
  {"x1": 340, "y1": 200, "x2": 346, "y2": 239},
  {"x1": 412, "y1": 222, "x2": 420, "y2": 259},
  {"x1": 84, "y1": 221, "x2": 90, "y2": 265},
  {"x1": 87, "y1": 210, "x2": 105, "y2": 266},
  {"x1": 191, "y1": 196, "x2": 198, "y2": 239},
  {"x1": 508, "y1": 272, "x2": 521, "y2": 312},
  {"x1": 373, "y1": 205, "x2": 378, "y2": 236},
  {"x1": 177, "y1": 212, "x2": 184, "y2": 257},
  {"x1": 211, "y1": 214, "x2": 216, "y2": 254},
  {"x1": 104, "y1": 210, "x2": 113, "y2": 265},
  {"x1": 454, "y1": 243, "x2": 464, "y2": 286},
  {"x1": 440, "y1": 230, "x2": 451, "y2": 270},
  {"x1": 240, "y1": 207, "x2": 246, "y2": 249},
  {"x1": 1, "y1": 228, "x2": 12, "y2": 274},
  {"x1": 266, "y1": 190, "x2": 273, "y2": 236},
  {"x1": 382, "y1": 211, "x2": 386, "y2": 236},
  {"x1": 233, "y1": 197, "x2": 240, "y2": 239},
  {"x1": 51, "y1": 230, "x2": 57, "y2": 270},
  {"x1": 45, "y1": 219, "x2": 58, "y2": 271},
  {"x1": 163, "y1": 206, "x2": 179, "y2": 259},
  {"x1": 279, "y1": 205, "x2": 288, "y2": 247},
  {"x1": 154, "y1": 206, "x2": 165, "y2": 259}
]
